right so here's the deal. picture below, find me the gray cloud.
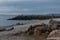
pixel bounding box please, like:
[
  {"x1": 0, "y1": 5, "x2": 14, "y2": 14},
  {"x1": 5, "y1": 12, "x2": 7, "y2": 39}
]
[{"x1": 0, "y1": 0, "x2": 60, "y2": 15}]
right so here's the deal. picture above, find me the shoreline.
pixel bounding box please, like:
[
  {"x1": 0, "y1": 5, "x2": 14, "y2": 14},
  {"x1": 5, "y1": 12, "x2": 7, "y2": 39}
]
[
  {"x1": 0, "y1": 18, "x2": 60, "y2": 40},
  {"x1": 0, "y1": 20, "x2": 48, "y2": 36},
  {"x1": 0, "y1": 18, "x2": 60, "y2": 36}
]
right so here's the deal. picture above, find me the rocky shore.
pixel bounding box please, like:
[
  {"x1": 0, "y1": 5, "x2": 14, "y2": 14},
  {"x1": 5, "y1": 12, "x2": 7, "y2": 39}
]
[
  {"x1": 8, "y1": 15, "x2": 60, "y2": 20},
  {"x1": 0, "y1": 18, "x2": 60, "y2": 40},
  {"x1": 0, "y1": 20, "x2": 48, "y2": 40}
]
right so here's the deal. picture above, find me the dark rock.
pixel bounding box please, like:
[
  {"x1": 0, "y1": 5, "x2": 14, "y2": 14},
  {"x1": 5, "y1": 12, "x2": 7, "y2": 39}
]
[
  {"x1": 8, "y1": 15, "x2": 60, "y2": 20},
  {"x1": 26, "y1": 24, "x2": 52, "y2": 35},
  {"x1": 25, "y1": 25, "x2": 34, "y2": 35},
  {"x1": 16, "y1": 23, "x2": 20, "y2": 25},
  {"x1": 16, "y1": 23, "x2": 24, "y2": 25},
  {"x1": 5, "y1": 27, "x2": 14, "y2": 31}
]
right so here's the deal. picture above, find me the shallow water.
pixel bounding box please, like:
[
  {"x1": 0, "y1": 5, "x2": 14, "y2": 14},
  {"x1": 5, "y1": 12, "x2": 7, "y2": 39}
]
[{"x1": 0, "y1": 15, "x2": 33, "y2": 26}]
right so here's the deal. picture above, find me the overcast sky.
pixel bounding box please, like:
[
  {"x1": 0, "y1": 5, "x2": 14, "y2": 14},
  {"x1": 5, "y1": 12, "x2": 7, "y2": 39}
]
[{"x1": 0, "y1": 0, "x2": 60, "y2": 15}]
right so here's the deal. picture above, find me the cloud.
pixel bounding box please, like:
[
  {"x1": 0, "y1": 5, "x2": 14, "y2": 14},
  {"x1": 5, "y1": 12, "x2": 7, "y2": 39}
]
[
  {"x1": 0, "y1": 0, "x2": 46, "y2": 1},
  {"x1": 0, "y1": 0, "x2": 60, "y2": 15}
]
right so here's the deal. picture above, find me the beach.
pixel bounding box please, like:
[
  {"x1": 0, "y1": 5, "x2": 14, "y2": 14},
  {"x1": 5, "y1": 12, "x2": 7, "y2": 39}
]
[
  {"x1": 0, "y1": 20, "x2": 48, "y2": 40},
  {"x1": 0, "y1": 18, "x2": 60, "y2": 40},
  {"x1": 0, "y1": 0, "x2": 60, "y2": 40}
]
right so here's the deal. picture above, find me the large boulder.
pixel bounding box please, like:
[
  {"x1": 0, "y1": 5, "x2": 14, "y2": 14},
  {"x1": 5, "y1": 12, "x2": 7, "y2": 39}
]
[
  {"x1": 47, "y1": 30, "x2": 60, "y2": 40},
  {"x1": 26, "y1": 24, "x2": 51, "y2": 35}
]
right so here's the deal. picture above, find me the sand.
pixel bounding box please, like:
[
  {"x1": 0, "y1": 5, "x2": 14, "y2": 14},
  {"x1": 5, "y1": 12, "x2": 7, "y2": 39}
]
[{"x1": 0, "y1": 18, "x2": 60, "y2": 40}]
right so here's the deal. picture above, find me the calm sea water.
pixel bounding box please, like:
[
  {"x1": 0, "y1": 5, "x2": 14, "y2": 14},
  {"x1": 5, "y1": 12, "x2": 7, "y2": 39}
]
[
  {"x1": 0, "y1": 0, "x2": 60, "y2": 26},
  {"x1": 0, "y1": 15, "x2": 33, "y2": 26}
]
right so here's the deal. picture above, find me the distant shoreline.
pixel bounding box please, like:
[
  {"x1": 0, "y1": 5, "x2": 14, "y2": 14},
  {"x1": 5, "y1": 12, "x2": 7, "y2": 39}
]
[{"x1": 8, "y1": 15, "x2": 60, "y2": 20}]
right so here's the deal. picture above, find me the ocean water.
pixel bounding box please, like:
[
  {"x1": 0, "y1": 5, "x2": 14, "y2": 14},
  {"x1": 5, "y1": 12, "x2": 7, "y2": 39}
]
[
  {"x1": 0, "y1": 0, "x2": 60, "y2": 26},
  {"x1": 0, "y1": 15, "x2": 33, "y2": 26}
]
